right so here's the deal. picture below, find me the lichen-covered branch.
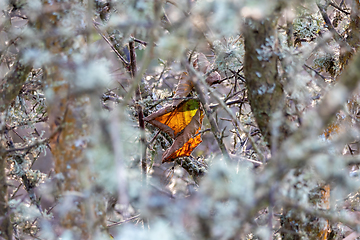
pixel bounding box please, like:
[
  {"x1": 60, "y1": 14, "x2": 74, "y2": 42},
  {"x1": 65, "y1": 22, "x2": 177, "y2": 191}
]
[
  {"x1": 0, "y1": 149, "x2": 12, "y2": 239},
  {"x1": 0, "y1": 61, "x2": 32, "y2": 112},
  {"x1": 0, "y1": 58, "x2": 31, "y2": 240},
  {"x1": 243, "y1": 17, "x2": 285, "y2": 148},
  {"x1": 192, "y1": 80, "x2": 231, "y2": 160}
]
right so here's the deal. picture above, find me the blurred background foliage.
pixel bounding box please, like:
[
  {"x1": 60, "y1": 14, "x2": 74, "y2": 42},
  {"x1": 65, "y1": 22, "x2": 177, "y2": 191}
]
[{"x1": 1, "y1": 0, "x2": 360, "y2": 239}]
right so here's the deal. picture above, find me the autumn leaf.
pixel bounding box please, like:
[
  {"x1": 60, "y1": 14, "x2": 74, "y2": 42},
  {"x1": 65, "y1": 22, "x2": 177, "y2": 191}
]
[
  {"x1": 144, "y1": 53, "x2": 220, "y2": 162},
  {"x1": 162, "y1": 106, "x2": 204, "y2": 162},
  {"x1": 144, "y1": 99, "x2": 204, "y2": 162},
  {"x1": 144, "y1": 99, "x2": 200, "y2": 139}
]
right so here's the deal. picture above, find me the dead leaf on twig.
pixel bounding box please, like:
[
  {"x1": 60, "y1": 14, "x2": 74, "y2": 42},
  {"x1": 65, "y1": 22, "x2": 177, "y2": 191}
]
[
  {"x1": 145, "y1": 99, "x2": 204, "y2": 163},
  {"x1": 162, "y1": 103, "x2": 204, "y2": 162},
  {"x1": 145, "y1": 52, "x2": 220, "y2": 163},
  {"x1": 144, "y1": 99, "x2": 200, "y2": 139}
]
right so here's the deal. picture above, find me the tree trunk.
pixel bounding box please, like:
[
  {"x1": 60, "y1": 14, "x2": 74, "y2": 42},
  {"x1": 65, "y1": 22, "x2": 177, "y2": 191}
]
[
  {"x1": 0, "y1": 151, "x2": 12, "y2": 240},
  {"x1": 243, "y1": 7, "x2": 332, "y2": 239},
  {"x1": 0, "y1": 59, "x2": 31, "y2": 240},
  {"x1": 243, "y1": 17, "x2": 285, "y2": 148}
]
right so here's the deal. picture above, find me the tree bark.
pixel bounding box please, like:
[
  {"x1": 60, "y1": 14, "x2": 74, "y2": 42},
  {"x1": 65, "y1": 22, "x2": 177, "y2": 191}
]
[
  {"x1": 0, "y1": 151, "x2": 12, "y2": 240},
  {"x1": 0, "y1": 59, "x2": 31, "y2": 240},
  {"x1": 243, "y1": 17, "x2": 284, "y2": 148}
]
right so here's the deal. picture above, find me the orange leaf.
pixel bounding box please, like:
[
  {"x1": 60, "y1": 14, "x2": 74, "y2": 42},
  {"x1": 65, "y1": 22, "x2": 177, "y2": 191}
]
[
  {"x1": 144, "y1": 99, "x2": 204, "y2": 162},
  {"x1": 144, "y1": 99, "x2": 200, "y2": 138},
  {"x1": 162, "y1": 105, "x2": 204, "y2": 162},
  {"x1": 162, "y1": 127, "x2": 203, "y2": 163},
  {"x1": 145, "y1": 52, "x2": 221, "y2": 163}
]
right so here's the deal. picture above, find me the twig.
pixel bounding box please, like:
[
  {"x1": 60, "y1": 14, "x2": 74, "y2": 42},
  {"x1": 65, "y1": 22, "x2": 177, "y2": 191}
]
[
  {"x1": 317, "y1": 2, "x2": 351, "y2": 52},
  {"x1": 11, "y1": 151, "x2": 41, "y2": 200},
  {"x1": 329, "y1": 1, "x2": 350, "y2": 15},
  {"x1": 241, "y1": 157, "x2": 263, "y2": 165},
  {"x1": 123, "y1": 1, "x2": 163, "y2": 105},
  {"x1": 150, "y1": 183, "x2": 175, "y2": 198},
  {"x1": 188, "y1": 67, "x2": 231, "y2": 160},
  {"x1": 6, "y1": 137, "x2": 47, "y2": 153},
  {"x1": 146, "y1": 96, "x2": 198, "y2": 109},
  {"x1": 5, "y1": 123, "x2": 61, "y2": 153},
  {"x1": 107, "y1": 214, "x2": 140, "y2": 228},
  {"x1": 148, "y1": 129, "x2": 161, "y2": 146},
  {"x1": 123, "y1": 33, "x2": 155, "y2": 105},
  {"x1": 224, "y1": 88, "x2": 245, "y2": 102},
  {"x1": 209, "y1": 98, "x2": 247, "y2": 109},
  {"x1": 304, "y1": 64, "x2": 327, "y2": 81},
  {"x1": 109, "y1": 108, "x2": 129, "y2": 216},
  {"x1": 184, "y1": 60, "x2": 265, "y2": 161},
  {"x1": 194, "y1": 128, "x2": 211, "y2": 137},
  {"x1": 92, "y1": 22, "x2": 129, "y2": 67},
  {"x1": 132, "y1": 37, "x2": 148, "y2": 46}
]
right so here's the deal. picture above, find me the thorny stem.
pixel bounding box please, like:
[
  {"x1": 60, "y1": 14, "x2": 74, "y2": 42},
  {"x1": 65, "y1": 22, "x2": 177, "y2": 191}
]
[
  {"x1": 122, "y1": 1, "x2": 162, "y2": 105},
  {"x1": 122, "y1": 36, "x2": 154, "y2": 105},
  {"x1": 129, "y1": 40, "x2": 147, "y2": 174}
]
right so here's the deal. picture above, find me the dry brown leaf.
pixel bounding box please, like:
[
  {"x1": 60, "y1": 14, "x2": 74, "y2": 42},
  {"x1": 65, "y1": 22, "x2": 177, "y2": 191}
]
[
  {"x1": 145, "y1": 52, "x2": 220, "y2": 162},
  {"x1": 193, "y1": 52, "x2": 221, "y2": 85},
  {"x1": 172, "y1": 53, "x2": 221, "y2": 102},
  {"x1": 173, "y1": 72, "x2": 194, "y2": 101}
]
